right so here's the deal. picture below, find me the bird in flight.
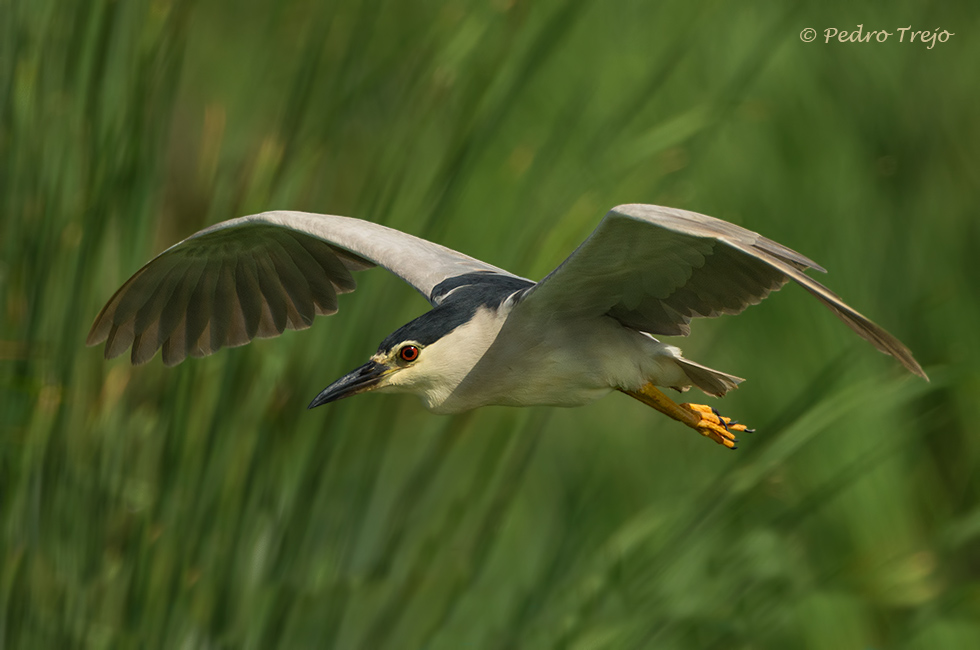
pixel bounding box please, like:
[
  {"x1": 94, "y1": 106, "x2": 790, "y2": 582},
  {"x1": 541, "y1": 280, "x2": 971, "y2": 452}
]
[{"x1": 88, "y1": 204, "x2": 927, "y2": 448}]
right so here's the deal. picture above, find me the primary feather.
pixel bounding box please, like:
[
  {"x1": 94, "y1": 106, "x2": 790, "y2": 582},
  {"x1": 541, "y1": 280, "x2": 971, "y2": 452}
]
[{"x1": 88, "y1": 204, "x2": 926, "y2": 380}]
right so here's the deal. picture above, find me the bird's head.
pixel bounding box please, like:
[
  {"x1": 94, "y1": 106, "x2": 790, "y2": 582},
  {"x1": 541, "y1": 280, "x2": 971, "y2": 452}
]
[
  {"x1": 307, "y1": 300, "x2": 495, "y2": 412},
  {"x1": 305, "y1": 339, "x2": 430, "y2": 409}
]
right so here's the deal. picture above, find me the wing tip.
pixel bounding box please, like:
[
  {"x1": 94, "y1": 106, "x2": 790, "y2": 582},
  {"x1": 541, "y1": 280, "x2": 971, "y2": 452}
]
[
  {"x1": 86, "y1": 306, "x2": 115, "y2": 346},
  {"x1": 85, "y1": 325, "x2": 106, "y2": 347},
  {"x1": 901, "y1": 356, "x2": 929, "y2": 381}
]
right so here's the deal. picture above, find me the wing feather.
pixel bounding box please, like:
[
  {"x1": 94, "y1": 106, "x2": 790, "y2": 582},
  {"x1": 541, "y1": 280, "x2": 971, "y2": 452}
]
[
  {"x1": 109, "y1": 256, "x2": 184, "y2": 328},
  {"x1": 253, "y1": 253, "x2": 288, "y2": 336},
  {"x1": 162, "y1": 314, "x2": 187, "y2": 367},
  {"x1": 223, "y1": 261, "x2": 251, "y2": 349},
  {"x1": 105, "y1": 321, "x2": 136, "y2": 360},
  {"x1": 184, "y1": 258, "x2": 221, "y2": 357},
  {"x1": 265, "y1": 237, "x2": 315, "y2": 328},
  {"x1": 88, "y1": 211, "x2": 521, "y2": 365},
  {"x1": 209, "y1": 260, "x2": 237, "y2": 351},
  {"x1": 276, "y1": 232, "x2": 340, "y2": 315},
  {"x1": 520, "y1": 204, "x2": 926, "y2": 379},
  {"x1": 234, "y1": 254, "x2": 263, "y2": 341},
  {"x1": 287, "y1": 232, "x2": 359, "y2": 293}
]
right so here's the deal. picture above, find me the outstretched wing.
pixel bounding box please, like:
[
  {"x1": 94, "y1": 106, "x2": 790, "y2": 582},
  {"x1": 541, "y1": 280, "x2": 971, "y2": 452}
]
[
  {"x1": 518, "y1": 204, "x2": 926, "y2": 378},
  {"x1": 87, "y1": 211, "x2": 519, "y2": 366}
]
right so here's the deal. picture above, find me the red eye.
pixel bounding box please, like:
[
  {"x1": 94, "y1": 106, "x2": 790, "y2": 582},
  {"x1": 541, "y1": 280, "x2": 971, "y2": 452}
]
[{"x1": 399, "y1": 345, "x2": 420, "y2": 362}]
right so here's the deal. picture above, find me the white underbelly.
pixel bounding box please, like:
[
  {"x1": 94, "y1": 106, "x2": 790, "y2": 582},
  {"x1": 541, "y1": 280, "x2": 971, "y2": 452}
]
[{"x1": 433, "y1": 316, "x2": 687, "y2": 413}]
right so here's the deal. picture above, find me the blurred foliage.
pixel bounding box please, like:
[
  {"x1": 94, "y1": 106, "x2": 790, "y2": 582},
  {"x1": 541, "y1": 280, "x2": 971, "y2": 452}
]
[{"x1": 2, "y1": 0, "x2": 979, "y2": 647}]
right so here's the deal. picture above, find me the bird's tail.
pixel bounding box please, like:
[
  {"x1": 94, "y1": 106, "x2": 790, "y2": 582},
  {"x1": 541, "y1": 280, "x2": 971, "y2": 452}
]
[{"x1": 674, "y1": 357, "x2": 744, "y2": 398}]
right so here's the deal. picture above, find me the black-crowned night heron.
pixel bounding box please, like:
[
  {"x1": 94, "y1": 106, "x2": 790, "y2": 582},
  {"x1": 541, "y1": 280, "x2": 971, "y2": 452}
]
[{"x1": 88, "y1": 204, "x2": 927, "y2": 449}]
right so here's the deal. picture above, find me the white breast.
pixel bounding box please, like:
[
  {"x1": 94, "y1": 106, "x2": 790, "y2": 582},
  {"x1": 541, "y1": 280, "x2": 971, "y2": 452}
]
[{"x1": 421, "y1": 301, "x2": 688, "y2": 414}]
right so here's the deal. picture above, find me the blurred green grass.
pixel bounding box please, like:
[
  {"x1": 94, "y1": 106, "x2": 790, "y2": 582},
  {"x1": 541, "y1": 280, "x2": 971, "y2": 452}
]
[{"x1": 3, "y1": 0, "x2": 980, "y2": 647}]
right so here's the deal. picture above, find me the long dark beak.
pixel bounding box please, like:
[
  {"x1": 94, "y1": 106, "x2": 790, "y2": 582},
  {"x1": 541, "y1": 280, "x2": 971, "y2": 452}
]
[{"x1": 307, "y1": 360, "x2": 390, "y2": 409}]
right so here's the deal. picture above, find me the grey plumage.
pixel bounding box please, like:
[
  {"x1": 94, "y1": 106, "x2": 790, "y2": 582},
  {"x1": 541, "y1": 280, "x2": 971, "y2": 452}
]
[
  {"x1": 520, "y1": 204, "x2": 925, "y2": 378},
  {"x1": 88, "y1": 213, "x2": 515, "y2": 366},
  {"x1": 87, "y1": 204, "x2": 927, "y2": 383}
]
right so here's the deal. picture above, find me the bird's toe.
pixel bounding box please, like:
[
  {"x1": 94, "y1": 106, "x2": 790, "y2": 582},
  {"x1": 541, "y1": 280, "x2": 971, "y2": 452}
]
[{"x1": 679, "y1": 402, "x2": 753, "y2": 449}]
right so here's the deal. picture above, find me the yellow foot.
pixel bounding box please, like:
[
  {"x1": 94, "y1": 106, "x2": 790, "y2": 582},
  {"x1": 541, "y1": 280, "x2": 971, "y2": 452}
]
[{"x1": 679, "y1": 403, "x2": 754, "y2": 449}]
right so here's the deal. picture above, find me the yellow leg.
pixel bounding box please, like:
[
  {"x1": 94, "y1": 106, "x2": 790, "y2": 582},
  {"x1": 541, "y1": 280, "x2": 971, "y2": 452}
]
[{"x1": 619, "y1": 383, "x2": 753, "y2": 449}]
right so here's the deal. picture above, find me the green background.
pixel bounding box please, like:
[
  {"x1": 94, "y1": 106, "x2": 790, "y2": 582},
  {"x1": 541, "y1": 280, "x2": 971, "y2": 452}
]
[{"x1": 3, "y1": 0, "x2": 979, "y2": 648}]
